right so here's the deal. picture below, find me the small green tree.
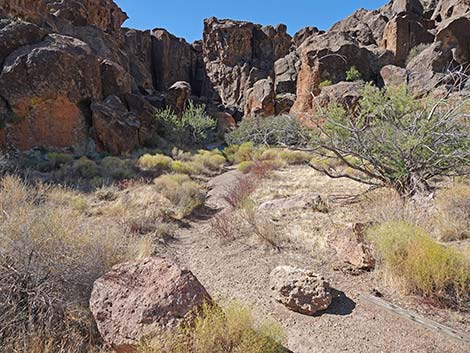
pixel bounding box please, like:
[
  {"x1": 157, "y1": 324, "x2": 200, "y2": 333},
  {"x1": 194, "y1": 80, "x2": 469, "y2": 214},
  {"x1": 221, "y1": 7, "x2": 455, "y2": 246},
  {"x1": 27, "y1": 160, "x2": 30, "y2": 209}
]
[
  {"x1": 157, "y1": 101, "x2": 217, "y2": 148},
  {"x1": 310, "y1": 84, "x2": 470, "y2": 197},
  {"x1": 345, "y1": 66, "x2": 362, "y2": 82}
]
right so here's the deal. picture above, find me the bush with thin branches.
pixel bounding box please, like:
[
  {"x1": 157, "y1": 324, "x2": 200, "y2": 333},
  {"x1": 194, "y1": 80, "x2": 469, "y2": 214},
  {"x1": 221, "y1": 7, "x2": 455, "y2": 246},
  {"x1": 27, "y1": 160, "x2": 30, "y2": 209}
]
[{"x1": 310, "y1": 84, "x2": 470, "y2": 197}]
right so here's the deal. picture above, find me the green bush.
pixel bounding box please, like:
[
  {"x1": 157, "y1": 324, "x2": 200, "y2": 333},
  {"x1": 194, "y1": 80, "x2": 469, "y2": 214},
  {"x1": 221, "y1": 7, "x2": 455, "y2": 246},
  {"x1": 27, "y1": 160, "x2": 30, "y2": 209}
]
[
  {"x1": 100, "y1": 156, "x2": 136, "y2": 180},
  {"x1": 226, "y1": 115, "x2": 310, "y2": 147},
  {"x1": 138, "y1": 154, "x2": 172, "y2": 172},
  {"x1": 192, "y1": 150, "x2": 226, "y2": 172},
  {"x1": 234, "y1": 142, "x2": 255, "y2": 164},
  {"x1": 368, "y1": 222, "x2": 470, "y2": 307},
  {"x1": 345, "y1": 66, "x2": 362, "y2": 82},
  {"x1": 72, "y1": 157, "x2": 99, "y2": 179},
  {"x1": 314, "y1": 84, "x2": 470, "y2": 197},
  {"x1": 47, "y1": 152, "x2": 73, "y2": 169},
  {"x1": 157, "y1": 101, "x2": 217, "y2": 148},
  {"x1": 237, "y1": 161, "x2": 256, "y2": 174},
  {"x1": 279, "y1": 150, "x2": 311, "y2": 165},
  {"x1": 170, "y1": 160, "x2": 199, "y2": 175},
  {"x1": 139, "y1": 302, "x2": 285, "y2": 353}
]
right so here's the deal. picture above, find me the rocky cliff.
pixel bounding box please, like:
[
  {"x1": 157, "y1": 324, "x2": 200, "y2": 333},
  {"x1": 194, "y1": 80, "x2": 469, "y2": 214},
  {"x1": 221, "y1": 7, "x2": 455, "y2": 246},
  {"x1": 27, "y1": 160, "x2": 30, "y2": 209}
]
[{"x1": 0, "y1": 0, "x2": 468, "y2": 154}]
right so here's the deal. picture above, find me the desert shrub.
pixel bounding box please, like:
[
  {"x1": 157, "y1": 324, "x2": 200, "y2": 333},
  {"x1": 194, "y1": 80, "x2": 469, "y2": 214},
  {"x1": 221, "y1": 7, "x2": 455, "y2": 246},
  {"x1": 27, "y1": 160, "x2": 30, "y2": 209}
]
[
  {"x1": 47, "y1": 152, "x2": 74, "y2": 169},
  {"x1": 319, "y1": 80, "x2": 333, "y2": 88},
  {"x1": 368, "y1": 221, "x2": 470, "y2": 308},
  {"x1": 312, "y1": 84, "x2": 470, "y2": 197},
  {"x1": 0, "y1": 176, "x2": 152, "y2": 350},
  {"x1": 234, "y1": 142, "x2": 255, "y2": 163},
  {"x1": 238, "y1": 161, "x2": 256, "y2": 174},
  {"x1": 72, "y1": 156, "x2": 99, "y2": 179},
  {"x1": 406, "y1": 43, "x2": 430, "y2": 64},
  {"x1": 170, "y1": 160, "x2": 199, "y2": 175},
  {"x1": 222, "y1": 175, "x2": 258, "y2": 209},
  {"x1": 157, "y1": 101, "x2": 217, "y2": 148},
  {"x1": 279, "y1": 150, "x2": 311, "y2": 165},
  {"x1": 138, "y1": 154, "x2": 172, "y2": 172},
  {"x1": 100, "y1": 156, "x2": 136, "y2": 180},
  {"x1": 154, "y1": 174, "x2": 205, "y2": 218},
  {"x1": 345, "y1": 66, "x2": 362, "y2": 82},
  {"x1": 170, "y1": 147, "x2": 193, "y2": 161},
  {"x1": 139, "y1": 302, "x2": 285, "y2": 353},
  {"x1": 192, "y1": 150, "x2": 226, "y2": 172},
  {"x1": 226, "y1": 115, "x2": 310, "y2": 147},
  {"x1": 434, "y1": 183, "x2": 470, "y2": 241},
  {"x1": 223, "y1": 145, "x2": 239, "y2": 164}
]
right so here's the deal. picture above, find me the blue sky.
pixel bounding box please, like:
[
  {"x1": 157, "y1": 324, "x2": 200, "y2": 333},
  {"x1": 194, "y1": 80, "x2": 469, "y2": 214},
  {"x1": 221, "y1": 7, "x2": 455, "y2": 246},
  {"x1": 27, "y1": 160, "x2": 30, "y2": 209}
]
[{"x1": 115, "y1": 0, "x2": 388, "y2": 42}]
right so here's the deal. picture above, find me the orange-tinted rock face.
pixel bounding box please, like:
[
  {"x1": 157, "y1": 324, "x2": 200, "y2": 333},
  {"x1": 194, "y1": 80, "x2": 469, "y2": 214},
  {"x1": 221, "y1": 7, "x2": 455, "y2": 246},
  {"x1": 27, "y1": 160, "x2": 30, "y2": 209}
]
[
  {"x1": 6, "y1": 96, "x2": 88, "y2": 151},
  {"x1": 290, "y1": 54, "x2": 320, "y2": 121},
  {"x1": 380, "y1": 14, "x2": 435, "y2": 66}
]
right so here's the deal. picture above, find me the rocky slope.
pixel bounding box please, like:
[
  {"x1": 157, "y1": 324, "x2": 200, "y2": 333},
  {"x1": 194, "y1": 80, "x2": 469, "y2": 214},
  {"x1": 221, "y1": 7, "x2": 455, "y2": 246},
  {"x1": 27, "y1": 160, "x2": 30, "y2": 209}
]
[{"x1": 0, "y1": 0, "x2": 468, "y2": 154}]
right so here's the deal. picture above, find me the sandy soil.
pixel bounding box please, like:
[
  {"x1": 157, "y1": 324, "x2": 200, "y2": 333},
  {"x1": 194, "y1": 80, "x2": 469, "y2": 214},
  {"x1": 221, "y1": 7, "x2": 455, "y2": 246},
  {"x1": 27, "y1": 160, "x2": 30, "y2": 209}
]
[{"x1": 157, "y1": 166, "x2": 470, "y2": 353}]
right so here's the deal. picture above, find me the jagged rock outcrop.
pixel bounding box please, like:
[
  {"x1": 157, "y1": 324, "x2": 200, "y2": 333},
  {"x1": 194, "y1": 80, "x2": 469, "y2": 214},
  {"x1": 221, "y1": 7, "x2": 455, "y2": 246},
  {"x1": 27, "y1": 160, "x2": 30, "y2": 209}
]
[
  {"x1": 203, "y1": 17, "x2": 291, "y2": 114},
  {"x1": 291, "y1": 32, "x2": 381, "y2": 119},
  {"x1": 90, "y1": 257, "x2": 211, "y2": 353},
  {"x1": 380, "y1": 64, "x2": 408, "y2": 86},
  {"x1": 166, "y1": 81, "x2": 192, "y2": 115},
  {"x1": 432, "y1": 0, "x2": 470, "y2": 22}
]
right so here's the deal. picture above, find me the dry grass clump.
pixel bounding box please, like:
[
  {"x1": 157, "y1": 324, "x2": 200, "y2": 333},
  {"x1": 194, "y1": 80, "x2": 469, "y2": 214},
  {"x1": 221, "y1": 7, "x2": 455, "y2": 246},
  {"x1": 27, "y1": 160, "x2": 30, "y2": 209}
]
[
  {"x1": 138, "y1": 153, "x2": 173, "y2": 172},
  {"x1": 0, "y1": 175, "x2": 152, "y2": 351},
  {"x1": 170, "y1": 160, "x2": 200, "y2": 175},
  {"x1": 368, "y1": 222, "x2": 470, "y2": 309},
  {"x1": 192, "y1": 150, "x2": 226, "y2": 173},
  {"x1": 278, "y1": 150, "x2": 311, "y2": 165},
  {"x1": 100, "y1": 156, "x2": 136, "y2": 180},
  {"x1": 139, "y1": 302, "x2": 286, "y2": 353},
  {"x1": 434, "y1": 183, "x2": 470, "y2": 241},
  {"x1": 154, "y1": 174, "x2": 205, "y2": 218}
]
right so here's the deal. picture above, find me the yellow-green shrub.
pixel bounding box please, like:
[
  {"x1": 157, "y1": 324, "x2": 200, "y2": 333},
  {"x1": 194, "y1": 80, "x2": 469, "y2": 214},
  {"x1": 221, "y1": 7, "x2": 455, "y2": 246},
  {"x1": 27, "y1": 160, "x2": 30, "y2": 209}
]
[
  {"x1": 368, "y1": 222, "x2": 470, "y2": 306},
  {"x1": 138, "y1": 154, "x2": 172, "y2": 171},
  {"x1": 47, "y1": 152, "x2": 74, "y2": 169},
  {"x1": 223, "y1": 145, "x2": 239, "y2": 164},
  {"x1": 154, "y1": 174, "x2": 205, "y2": 218},
  {"x1": 279, "y1": 150, "x2": 311, "y2": 165},
  {"x1": 237, "y1": 161, "x2": 255, "y2": 174},
  {"x1": 192, "y1": 150, "x2": 226, "y2": 172},
  {"x1": 434, "y1": 183, "x2": 470, "y2": 241},
  {"x1": 170, "y1": 160, "x2": 199, "y2": 175},
  {"x1": 234, "y1": 142, "x2": 255, "y2": 163},
  {"x1": 139, "y1": 302, "x2": 285, "y2": 353}
]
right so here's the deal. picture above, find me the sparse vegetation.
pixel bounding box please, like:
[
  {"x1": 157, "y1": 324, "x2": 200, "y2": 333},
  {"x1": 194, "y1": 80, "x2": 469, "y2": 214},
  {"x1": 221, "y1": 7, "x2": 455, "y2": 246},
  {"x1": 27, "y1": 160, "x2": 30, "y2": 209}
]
[
  {"x1": 368, "y1": 222, "x2": 470, "y2": 308},
  {"x1": 319, "y1": 80, "x2": 333, "y2": 88},
  {"x1": 154, "y1": 174, "x2": 205, "y2": 218},
  {"x1": 138, "y1": 153, "x2": 173, "y2": 172},
  {"x1": 226, "y1": 115, "x2": 310, "y2": 147},
  {"x1": 139, "y1": 302, "x2": 286, "y2": 353},
  {"x1": 345, "y1": 66, "x2": 362, "y2": 82},
  {"x1": 0, "y1": 176, "x2": 153, "y2": 351}
]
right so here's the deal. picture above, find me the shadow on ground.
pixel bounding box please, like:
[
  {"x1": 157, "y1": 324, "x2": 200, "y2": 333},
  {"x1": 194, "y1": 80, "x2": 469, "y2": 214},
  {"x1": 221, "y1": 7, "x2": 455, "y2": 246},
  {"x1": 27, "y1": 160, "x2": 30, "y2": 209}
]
[{"x1": 317, "y1": 288, "x2": 357, "y2": 316}]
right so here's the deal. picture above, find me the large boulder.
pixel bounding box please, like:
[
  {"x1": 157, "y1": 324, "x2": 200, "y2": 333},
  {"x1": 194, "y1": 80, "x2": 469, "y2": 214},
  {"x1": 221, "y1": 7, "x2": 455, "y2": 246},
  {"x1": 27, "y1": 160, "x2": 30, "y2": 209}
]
[
  {"x1": 435, "y1": 15, "x2": 470, "y2": 64},
  {"x1": 123, "y1": 28, "x2": 154, "y2": 93},
  {"x1": 0, "y1": 34, "x2": 101, "y2": 151},
  {"x1": 244, "y1": 78, "x2": 275, "y2": 117},
  {"x1": 316, "y1": 81, "x2": 364, "y2": 112},
  {"x1": 90, "y1": 257, "x2": 211, "y2": 353},
  {"x1": 380, "y1": 64, "x2": 408, "y2": 86},
  {"x1": 270, "y1": 266, "x2": 332, "y2": 315},
  {"x1": 91, "y1": 94, "x2": 157, "y2": 155},
  {"x1": 0, "y1": 0, "x2": 48, "y2": 24}
]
